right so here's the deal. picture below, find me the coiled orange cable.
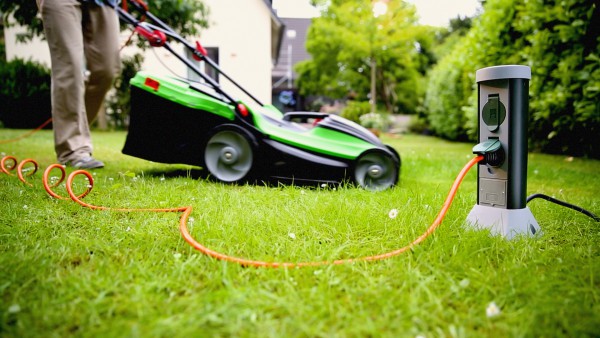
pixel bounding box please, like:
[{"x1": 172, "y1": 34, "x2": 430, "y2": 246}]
[
  {"x1": 2, "y1": 155, "x2": 483, "y2": 268},
  {"x1": 1, "y1": 156, "x2": 18, "y2": 175},
  {"x1": 2, "y1": 157, "x2": 40, "y2": 187}
]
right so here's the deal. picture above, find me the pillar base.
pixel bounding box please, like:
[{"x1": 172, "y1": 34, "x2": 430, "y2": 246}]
[{"x1": 466, "y1": 205, "x2": 540, "y2": 239}]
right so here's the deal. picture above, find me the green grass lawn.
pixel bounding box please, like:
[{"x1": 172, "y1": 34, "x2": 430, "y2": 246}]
[{"x1": 1, "y1": 129, "x2": 599, "y2": 337}]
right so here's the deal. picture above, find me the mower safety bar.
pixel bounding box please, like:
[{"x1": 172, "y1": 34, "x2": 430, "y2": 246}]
[
  {"x1": 102, "y1": 1, "x2": 237, "y2": 108},
  {"x1": 106, "y1": 0, "x2": 264, "y2": 107}
]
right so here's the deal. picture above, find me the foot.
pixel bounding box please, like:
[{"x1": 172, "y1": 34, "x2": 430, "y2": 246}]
[{"x1": 68, "y1": 156, "x2": 105, "y2": 169}]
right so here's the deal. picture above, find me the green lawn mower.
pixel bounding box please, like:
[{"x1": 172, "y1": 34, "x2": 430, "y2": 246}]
[{"x1": 111, "y1": 0, "x2": 401, "y2": 190}]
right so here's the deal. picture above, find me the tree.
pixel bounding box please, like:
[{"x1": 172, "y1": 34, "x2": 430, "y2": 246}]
[
  {"x1": 0, "y1": 0, "x2": 208, "y2": 43},
  {"x1": 296, "y1": 0, "x2": 426, "y2": 114}
]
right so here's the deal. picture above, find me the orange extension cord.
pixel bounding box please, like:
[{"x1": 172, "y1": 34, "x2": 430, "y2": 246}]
[
  {"x1": 2, "y1": 154, "x2": 483, "y2": 268},
  {"x1": 0, "y1": 118, "x2": 52, "y2": 144}
]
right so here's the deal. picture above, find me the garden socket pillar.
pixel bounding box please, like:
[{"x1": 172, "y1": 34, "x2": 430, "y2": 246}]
[{"x1": 466, "y1": 65, "x2": 540, "y2": 239}]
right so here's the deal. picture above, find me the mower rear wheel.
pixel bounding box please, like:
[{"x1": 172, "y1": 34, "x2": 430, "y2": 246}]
[
  {"x1": 354, "y1": 151, "x2": 398, "y2": 191},
  {"x1": 204, "y1": 130, "x2": 253, "y2": 183}
]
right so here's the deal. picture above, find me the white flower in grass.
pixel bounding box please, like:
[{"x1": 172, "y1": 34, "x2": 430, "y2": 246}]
[
  {"x1": 321, "y1": 183, "x2": 327, "y2": 188},
  {"x1": 8, "y1": 304, "x2": 21, "y2": 314},
  {"x1": 160, "y1": 177, "x2": 165, "y2": 182},
  {"x1": 23, "y1": 205, "x2": 28, "y2": 209},
  {"x1": 388, "y1": 208, "x2": 398, "y2": 219},
  {"x1": 126, "y1": 226, "x2": 131, "y2": 232},
  {"x1": 173, "y1": 253, "x2": 182, "y2": 260},
  {"x1": 288, "y1": 233, "x2": 296, "y2": 239},
  {"x1": 300, "y1": 190, "x2": 306, "y2": 195},
  {"x1": 189, "y1": 217, "x2": 195, "y2": 224},
  {"x1": 108, "y1": 177, "x2": 114, "y2": 181},
  {"x1": 132, "y1": 176, "x2": 138, "y2": 182},
  {"x1": 486, "y1": 301, "x2": 501, "y2": 318}
]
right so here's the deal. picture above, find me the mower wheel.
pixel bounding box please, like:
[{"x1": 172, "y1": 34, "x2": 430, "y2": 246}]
[
  {"x1": 354, "y1": 150, "x2": 398, "y2": 191},
  {"x1": 204, "y1": 130, "x2": 254, "y2": 182}
]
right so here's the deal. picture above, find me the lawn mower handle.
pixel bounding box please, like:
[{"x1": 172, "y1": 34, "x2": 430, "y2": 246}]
[
  {"x1": 103, "y1": 1, "x2": 237, "y2": 107},
  {"x1": 282, "y1": 112, "x2": 330, "y2": 122},
  {"x1": 106, "y1": 0, "x2": 265, "y2": 107}
]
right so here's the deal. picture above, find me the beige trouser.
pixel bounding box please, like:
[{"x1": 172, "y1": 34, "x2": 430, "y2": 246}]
[{"x1": 38, "y1": 0, "x2": 120, "y2": 164}]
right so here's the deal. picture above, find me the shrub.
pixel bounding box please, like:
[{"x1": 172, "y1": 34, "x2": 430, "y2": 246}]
[
  {"x1": 0, "y1": 58, "x2": 52, "y2": 129},
  {"x1": 105, "y1": 53, "x2": 143, "y2": 130},
  {"x1": 340, "y1": 100, "x2": 371, "y2": 124},
  {"x1": 407, "y1": 115, "x2": 431, "y2": 135},
  {"x1": 424, "y1": 0, "x2": 600, "y2": 158},
  {"x1": 359, "y1": 112, "x2": 391, "y2": 132},
  {"x1": 515, "y1": 0, "x2": 600, "y2": 158}
]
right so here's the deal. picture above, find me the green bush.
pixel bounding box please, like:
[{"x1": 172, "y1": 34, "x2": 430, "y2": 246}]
[
  {"x1": 0, "y1": 38, "x2": 5, "y2": 63},
  {"x1": 105, "y1": 53, "x2": 143, "y2": 130},
  {"x1": 359, "y1": 112, "x2": 391, "y2": 131},
  {"x1": 340, "y1": 100, "x2": 371, "y2": 124},
  {"x1": 0, "y1": 58, "x2": 52, "y2": 129},
  {"x1": 515, "y1": 0, "x2": 600, "y2": 158},
  {"x1": 424, "y1": 0, "x2": 523, "y2": 142},
  {"x1": 407, "y1": 115, "x2": 430, "y2": 135},
  {"x1": 424, "y1": 0, "x2": 600, "y2": 158},
  {"x1": 424, "y1": 53, "x2": 472, "y2": 141}
]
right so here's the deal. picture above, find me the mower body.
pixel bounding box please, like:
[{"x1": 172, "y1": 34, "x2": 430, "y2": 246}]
[{"x1": 123, "y1": 71, "x2": 400, "y2": 189}]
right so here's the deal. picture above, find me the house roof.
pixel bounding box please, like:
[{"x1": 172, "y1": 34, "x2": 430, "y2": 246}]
[{"x1": 263, "y1": 0, "x2": 285, "y2": 65}]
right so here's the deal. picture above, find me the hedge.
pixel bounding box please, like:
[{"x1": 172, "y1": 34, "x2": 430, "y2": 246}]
[
  {"x1": 424, "y1": 0, "x2": 600, "y2": 158},
  {"x1": 0, "y1": 58, "x2": 52, "y2": 129}
]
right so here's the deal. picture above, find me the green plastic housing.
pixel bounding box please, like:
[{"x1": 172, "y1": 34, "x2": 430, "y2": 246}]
[{"x1": 130, "y1": 71, "x2": 377, "y2": 160}]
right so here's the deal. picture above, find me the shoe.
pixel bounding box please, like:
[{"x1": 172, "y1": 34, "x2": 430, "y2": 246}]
[{"x1": 69, "y1": 156, "x2": 104, "y2": 169}]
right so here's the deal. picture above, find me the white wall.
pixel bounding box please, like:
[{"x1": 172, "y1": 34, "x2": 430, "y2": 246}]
[
  {"x1": 4, "y1": 25, "x2": 51, "y2": 66},
  {"x1": 197, "y1": 0, "x2": 274, "y2": 105}
]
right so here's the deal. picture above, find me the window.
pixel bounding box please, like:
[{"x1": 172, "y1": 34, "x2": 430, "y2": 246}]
[{"x1": 185, "y1": 47, "x2": 219, "y2": 84}]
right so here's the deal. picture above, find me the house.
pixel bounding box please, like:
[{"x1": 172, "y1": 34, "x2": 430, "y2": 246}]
[
  {"x1": 271, "y1": 17, "x2": 312, "y2": 112},
  {"x1": 3, "y1": 0, "x2": 284, "y2": 105}
]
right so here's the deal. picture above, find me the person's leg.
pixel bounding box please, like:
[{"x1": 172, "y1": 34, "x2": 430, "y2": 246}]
[
  {"x1": 39, "y1": 0, "x2": 92, "y2": 164},
  {"x1": 83, "y1": 3, "x2": 120, "y2": 125}
]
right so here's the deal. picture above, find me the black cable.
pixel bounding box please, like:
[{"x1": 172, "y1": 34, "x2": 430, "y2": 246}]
[{"x1": 526, "y1": 193, "x2": 600, "y2": 222}]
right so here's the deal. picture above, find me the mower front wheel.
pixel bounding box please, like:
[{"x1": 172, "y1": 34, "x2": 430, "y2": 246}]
[{"x1": 204, "y1": 129, "x2": 254, "y2": 183}]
